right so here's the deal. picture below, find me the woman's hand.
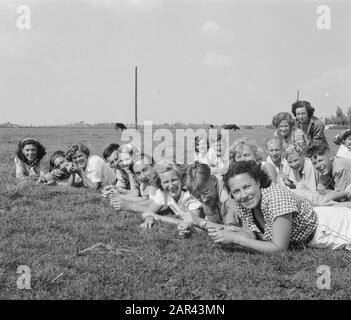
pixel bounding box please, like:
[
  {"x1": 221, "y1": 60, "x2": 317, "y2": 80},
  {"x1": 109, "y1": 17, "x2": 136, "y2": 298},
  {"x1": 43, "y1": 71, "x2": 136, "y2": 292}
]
[
  {"x1": 110, "y1": 195, "x2": 121, "y2": 211},
  {"x1": 207, "y1": 226, "x2": 244, "y2": 245},
  {"x1": 102, "y1": 185, "x2": 118, "y2": 198},
  {"x1": 177, "y1": 221, "x2": 193, "y2": 237}
]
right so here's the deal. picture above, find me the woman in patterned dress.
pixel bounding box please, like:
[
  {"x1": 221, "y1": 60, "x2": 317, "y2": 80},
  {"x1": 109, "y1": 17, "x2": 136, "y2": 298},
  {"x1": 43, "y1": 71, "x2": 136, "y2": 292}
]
[{"x1": 207, "y1": 161, "x2": 351, "y2": 253}]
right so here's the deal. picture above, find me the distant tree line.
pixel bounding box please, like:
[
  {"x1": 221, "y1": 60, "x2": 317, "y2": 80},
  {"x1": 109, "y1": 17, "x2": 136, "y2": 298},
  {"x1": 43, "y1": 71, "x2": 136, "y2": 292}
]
[{"x1": 324, "y1": 106, "x2": 351, "y2": 125}]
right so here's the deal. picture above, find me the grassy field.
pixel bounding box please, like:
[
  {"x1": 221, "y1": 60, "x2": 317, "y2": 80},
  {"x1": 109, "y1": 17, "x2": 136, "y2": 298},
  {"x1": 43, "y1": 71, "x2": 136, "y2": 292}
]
[{"x1": 1, "y1": 126, "x2": 351, "y2": 300}]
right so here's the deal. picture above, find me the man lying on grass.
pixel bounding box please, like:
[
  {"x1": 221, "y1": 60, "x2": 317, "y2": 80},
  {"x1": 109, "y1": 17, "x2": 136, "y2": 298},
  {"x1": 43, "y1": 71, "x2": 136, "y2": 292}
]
[
  {"x1": 106, "y1": 154, "x2": 161, "y2": 213},
  {"x1": 102, "y1": 143, "x2": 143, "y2": 197},
  {"x1": 207, "y1": 161, "x2": 351, "y2": 253}
]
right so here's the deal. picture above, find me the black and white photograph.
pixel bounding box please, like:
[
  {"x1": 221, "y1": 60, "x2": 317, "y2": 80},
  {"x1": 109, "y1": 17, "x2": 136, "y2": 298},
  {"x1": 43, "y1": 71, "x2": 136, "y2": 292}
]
[{"x1": 1, "y1": 0, "x2": 351, "y2": 304}]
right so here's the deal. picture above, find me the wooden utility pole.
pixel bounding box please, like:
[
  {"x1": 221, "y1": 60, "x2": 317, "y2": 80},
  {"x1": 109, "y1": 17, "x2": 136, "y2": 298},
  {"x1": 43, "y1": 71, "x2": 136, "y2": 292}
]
[
  {"x1": 297, "y1": 89, "x2": 299, "y2": 102},
  {"x1": 135, "y1": 66, "x2": 138, "y2": 130}
]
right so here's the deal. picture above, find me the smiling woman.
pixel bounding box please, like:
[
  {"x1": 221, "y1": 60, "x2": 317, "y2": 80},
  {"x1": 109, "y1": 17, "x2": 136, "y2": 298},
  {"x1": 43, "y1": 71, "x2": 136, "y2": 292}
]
[
  {"x1": 15, "y1": 138, "x2": 49, "y2": 180},
  {"x1": 207, "y1": 161, "x2": 351, "y2": 253},
  {"x1": 271, "y1": 112, "x2": 307, "y2": 151},
  {"x1": 140, "y1": 163, "x2": 204, "y2": 236},
  {"x1": 292, "y1": 101, "x2": 328, "y2": 148}
]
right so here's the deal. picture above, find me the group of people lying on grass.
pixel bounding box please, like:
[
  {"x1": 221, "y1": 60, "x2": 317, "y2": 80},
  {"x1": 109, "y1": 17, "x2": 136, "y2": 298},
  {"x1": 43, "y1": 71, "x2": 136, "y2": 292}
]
[{"x1": 13, "y1": 100, "x2": 351, "y2": 254}]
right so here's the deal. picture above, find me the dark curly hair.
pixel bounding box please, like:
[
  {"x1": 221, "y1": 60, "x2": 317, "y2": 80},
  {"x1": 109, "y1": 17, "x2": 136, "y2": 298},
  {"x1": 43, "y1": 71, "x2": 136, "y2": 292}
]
[
  {"x1": 49, "y1": 150, "x2": 66, "y2": 169},
  {"x1": 291, "y1": 100, "x2": 315, "y2": 118},
  {"x1": 224, "y1": 160, "x2": 271, "y2": 193},
  {"x1": 65, "y1": 143, "x2": 90, "y2": 161},
  {"x1": 334, "y1": 129, "x2": 351, "y2": 145},
  {"x1": 16, "y1": 138, "x2": 46, "y2": 165},
  {"x1": 102, "y1": 143, "x2": 120, "y2": 160}
]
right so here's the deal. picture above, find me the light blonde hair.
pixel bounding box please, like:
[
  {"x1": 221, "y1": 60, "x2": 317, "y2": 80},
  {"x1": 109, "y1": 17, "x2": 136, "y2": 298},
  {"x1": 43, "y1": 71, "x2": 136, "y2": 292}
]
[
  {"x1": 229, "y1": 137, "x2": 264, "y2": 163},
  {"x1": 154, "y1": 163, "x2": 188, "y2": 190},
  {"x1": 283, "y1": 144, "x2": 305, "y2": 160}
]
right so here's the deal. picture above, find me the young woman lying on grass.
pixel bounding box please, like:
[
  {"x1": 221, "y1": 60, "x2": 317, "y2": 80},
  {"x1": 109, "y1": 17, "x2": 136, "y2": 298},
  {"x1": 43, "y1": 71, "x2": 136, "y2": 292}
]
[
  {"x1": 40, "y1": 150, "x2": 77, "y2": 186},
  {"x1": 140, "y1": 163, "x2": 233, "y2": 236},
  {"x1": 65, "y1": 143, "x2": 116, "y2": 190},
  {"x1": 107, "y1": 154, "x2": 160, "y2": 212},
  {"x1": 185, "y1": 162, "x2": 240, "y2": 225},
  {"x1": 15, "y1": 138, "x2": 49, "y2": 181},
  {"x1": 207, "y1": 161, "x2": 351, "y2": 253}
]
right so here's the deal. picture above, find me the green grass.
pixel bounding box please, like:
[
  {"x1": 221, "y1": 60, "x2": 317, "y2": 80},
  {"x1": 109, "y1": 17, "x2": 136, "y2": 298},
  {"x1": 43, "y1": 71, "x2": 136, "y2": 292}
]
[{"x1": 1, "y1": 127, "x2": 351, "y2": 299}]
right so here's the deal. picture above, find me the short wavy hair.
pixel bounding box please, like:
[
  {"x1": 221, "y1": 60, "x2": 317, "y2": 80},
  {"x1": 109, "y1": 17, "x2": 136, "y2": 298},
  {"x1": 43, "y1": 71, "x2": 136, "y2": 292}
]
[
  {"x1": 229, "y1": 137, "x2": 264, "y2": 163},
  {"x1": 65, "y1": 143, "x2": 90, "y2": 161},
  {"x1": 16, "y1": 138, "x2": 46, "y2": 164},
  {"x1": 224, "y1": 160, "x2": 271, "y2": 193},
  {"x1": 291, "y1": 100, "x2": 315, "y2": 118},
  {"x1": 154, "y1": 163, "x2": 187, "y2": 191},
  {"x1": 283, "y1": 144, "x2": 305, "y2": 160},
  {"x1": 271, "y1": 112, "x2": 296, "y2": 129}
]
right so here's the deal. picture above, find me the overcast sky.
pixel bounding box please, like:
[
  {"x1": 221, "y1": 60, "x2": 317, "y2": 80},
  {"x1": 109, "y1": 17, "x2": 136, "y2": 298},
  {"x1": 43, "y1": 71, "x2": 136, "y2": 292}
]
[{"x1": 0, "y1": 0, "x2": 350, "y2": 125}]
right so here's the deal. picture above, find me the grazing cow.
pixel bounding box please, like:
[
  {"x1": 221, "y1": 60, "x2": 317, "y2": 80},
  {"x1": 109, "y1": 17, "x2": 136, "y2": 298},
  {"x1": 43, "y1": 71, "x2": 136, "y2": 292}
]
[
  {"x1": 223, "y1": 124, "x2": 240, "y2": 131},
  {"x1": 115, "y1": 123, "x2": 127, "y2": 131}
]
